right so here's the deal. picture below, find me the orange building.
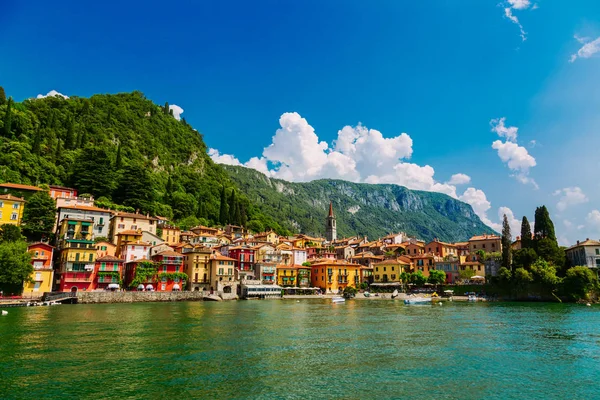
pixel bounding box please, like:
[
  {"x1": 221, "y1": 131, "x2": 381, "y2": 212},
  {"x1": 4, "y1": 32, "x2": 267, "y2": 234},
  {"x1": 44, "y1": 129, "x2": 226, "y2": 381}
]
[
  {"x1": 310, "y1": 259, "x2": 362, "y2": 293},
  {"x1": 425, "y1": 240, "x2": 457, "y2": 257},
  {"x1": 404, "y1": 242, "x2": 425, "y2": 256},
  {"x1": 468, "y1": 234, "x2": 501, "y2": 254},
  {"x1": 48, "y1": 185, "x2": 78, "y2": 200},
  {"x1": 96, "y1": 241, "x2": 116, "y2": 258}
]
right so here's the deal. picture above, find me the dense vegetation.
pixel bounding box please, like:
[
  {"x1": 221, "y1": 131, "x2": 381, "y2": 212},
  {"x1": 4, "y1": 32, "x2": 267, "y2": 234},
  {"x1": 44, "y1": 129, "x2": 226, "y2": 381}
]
[
  {"x1": 225, "y1": 165, "x2": 494, "y2": 242},
  {"x1": 0, "y1": 89, "x2": 289, "y2": 234}
]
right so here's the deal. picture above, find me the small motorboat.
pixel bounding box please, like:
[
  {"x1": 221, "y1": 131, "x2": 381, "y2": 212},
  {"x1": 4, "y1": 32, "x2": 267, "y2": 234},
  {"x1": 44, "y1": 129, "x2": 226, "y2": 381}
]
[
  {"x1": 363, "y1": 291, "x2": 371, "y2": 297},
  {"x1": 331, "y1": 297, "x2": 346, "y2": 304},
  {"x1": 404, "y1": 297, "x2": 432, "y2": 305},
  {"x1": 391, "y1": 289, "x2": 399, "y2": 299},
  {"x1": 1, "y1": 310, "x2": 7, "y2": 316},
  {"x1": 468, "y1": 295, "x2": 477, "y2": 302}
]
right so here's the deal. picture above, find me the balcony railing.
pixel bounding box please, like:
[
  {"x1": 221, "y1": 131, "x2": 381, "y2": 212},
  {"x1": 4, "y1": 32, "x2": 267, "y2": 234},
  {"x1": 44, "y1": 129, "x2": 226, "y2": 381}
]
[{"x1": 63, "y1": 275, "x2": 92, "y2": 282}]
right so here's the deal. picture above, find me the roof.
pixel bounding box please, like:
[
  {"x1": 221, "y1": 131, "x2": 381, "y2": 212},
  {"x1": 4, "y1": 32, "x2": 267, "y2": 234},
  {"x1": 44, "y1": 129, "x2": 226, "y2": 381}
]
[
  {"x1": 310, "y1": 259, "x2": 361, "y2": 267},
  {"x1": 49, "y1": 185, "x2": 77, "y2": 191},
  {"x1": 469, "y1": 234, "x2": 501, "y2": 241},
  {"x1": 96, "y1": 255, "x2": 124, "y2": 262},
  {"x1": 59, "y1": 205, "x2": 113, "y2": 213},
  {"x1": 373, "y1": 259, "x2": 409, "y2": 266},
  {"x1": 427, "y1": 240, "x2": 456, "y2": 247},
  {"x1": 209, "y1": 251, "x2": 236, "y2": 262},
  {"x1": 567, "y1": 239, "x2": 600, "y2": 250},
  {"x1": 125, "y1": 241, "x2": 152, "y2": 246},
  {"x1": 454, "y1": 242, "x2": 469, "y2": 247},
  {"x1": 28, "y1": 242, "x2": 55, "y2": 249},
  {"x1": 0, "y1": 194, "x2": 26, "y2": 202},
  {"x1": 125, "y1": 258, "x2": 153, "y2": 264},
  {"x1": 113, "y1": 211, "x2": 158, "y2": 220},
  {"x1": 117, "y1": 230, "x2": 143, "y2": 236},
  {"x1": 154, "y1": 250, "x2": 183, "y2": 257},
  {"x1": 0, "y1": 182, "x2": 42, "y2": 191},
  {"x1": 328, "y1": 202, "x2": 334, "y2": 217}
]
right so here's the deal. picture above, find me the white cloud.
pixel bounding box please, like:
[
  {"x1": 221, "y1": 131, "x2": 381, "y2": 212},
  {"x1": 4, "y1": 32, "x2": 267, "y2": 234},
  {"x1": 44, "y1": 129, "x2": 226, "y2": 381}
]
[
  {"x1": 491, "y1": 117, "x2": 537, "y2": 187},
  {"x1": 553, "y1": 187, "x2": 589, "y2": 212},
  {"x1": 569, "y1": 36, "x2": 600, "y2": 63},
  {"x1": 529, "y1": 139, "x2": 537, "y2": 148},
  {"x1": 490, "y1": 117, "x2": 518, "y2": 142},
  {"x1": 498, "y1": 206, "x2": 521, "y2": 235},
  {"x1": 208, "y1": 148, "x2": 242, "y2": 166},
  {"x1": 587, "y1": 210, "x2": 600, "y2": 230},
  {"x1": 502, "y1": 0, "x2": 533, "y2": 41},
  {"x1": 563, "y1": 219, "x2": 573, "y2": 229},
  {"x1": 448, "y1": 173, "x2": 471, "y2": 185},
  {"x1": 36, "y1": 90, "x2": 68, "y2": 99},
  {"x1": 169, "y1": 104, "x2": 184, "y2": 121},
  {"x1": 459, "y1": 187, "x2": 500, "y2": 231}
]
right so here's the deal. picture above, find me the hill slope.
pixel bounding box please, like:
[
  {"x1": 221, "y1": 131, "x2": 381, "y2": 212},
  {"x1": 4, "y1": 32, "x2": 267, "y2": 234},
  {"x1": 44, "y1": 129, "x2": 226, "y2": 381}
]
[{"x1": 225, "y1": 165, "x2": 495, "y2": 242}]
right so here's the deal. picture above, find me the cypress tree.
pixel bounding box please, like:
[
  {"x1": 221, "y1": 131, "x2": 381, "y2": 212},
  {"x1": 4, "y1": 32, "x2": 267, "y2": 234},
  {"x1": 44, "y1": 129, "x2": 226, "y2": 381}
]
[
  {"x1": 65, "y1": 119, "x2": 75, "y2": 149},
  {"x1": 164, "y1": 102, "x2": 170, "y2": 115},
  {"x1": 0, "y1": 86, "x2": 6, "y2": 106},
  {"x1": 54, "y1": 139, "x2": 63, "y2": 162},
  {"x1": 234, "y1": 202, "x2": 242, "y2": 226},
  {"x1": 115, "y1": 142, "x2": 122, "y2": 170},
  {"x1": 32, "y1": 127, "x2": 42, "y2": 155},
  {"x1": 520, "y1": 216, "x2": 532, "y2": 249},
  {"x1": 2, "y1": 97, "x2": 13, "y2": 137},
  {"x1": 219, "y1": 186, "x2": 228, "y2": 226},
  {"x1": 501, "y1": 214, "x2": 512, "y2": 269},
  {"x1": 534, "y1": 206, "x2": 556, "y2": 242},
  {"x1": 228, "y1": 189, "x2": 236, "y2": 223}
]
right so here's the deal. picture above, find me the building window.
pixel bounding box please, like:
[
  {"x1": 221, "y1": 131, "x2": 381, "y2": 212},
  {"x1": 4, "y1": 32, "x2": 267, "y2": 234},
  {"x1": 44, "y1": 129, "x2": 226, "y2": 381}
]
[
  {"x1": 12, "y1": 203, "x2": 19, "y2": 209},
  {"x1": 596, "y1": 249, "x2": 600, "y2": 255},
  {"x1": 10, "y1": 213, "x2": 18, "y2": 220},
  {"x1": 118, "y1": 224, "x2": 125, "y2": 229}
]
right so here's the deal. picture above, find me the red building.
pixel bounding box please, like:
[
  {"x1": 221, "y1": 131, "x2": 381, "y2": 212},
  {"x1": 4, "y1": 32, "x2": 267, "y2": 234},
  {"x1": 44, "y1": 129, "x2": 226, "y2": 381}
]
[
  {"x1": 152, "y1": 250, "x2": 185, "y2": 291},
  {"x1": 49, "y1": 185, "x2": 78, "y2": 200},
  {"x1": 93, "y1": 255, "x2": 124, "y2": 290},
  {"x1": 123, "y1": 258, "x2": 155, "y2": 291},
  {"x1": 228, "y1": 246, "x2": 255, "y2": 272}
]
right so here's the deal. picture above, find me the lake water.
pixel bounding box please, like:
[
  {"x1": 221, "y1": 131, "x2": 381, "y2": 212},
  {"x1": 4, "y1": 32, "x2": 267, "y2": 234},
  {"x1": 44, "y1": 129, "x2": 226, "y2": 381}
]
[{"x1": 1, "y1": 300, "x2": 599, "y2": 399}]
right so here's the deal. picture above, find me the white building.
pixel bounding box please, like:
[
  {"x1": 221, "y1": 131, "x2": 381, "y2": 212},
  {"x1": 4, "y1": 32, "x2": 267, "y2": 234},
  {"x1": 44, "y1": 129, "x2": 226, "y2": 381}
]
[
  {"x1": 121, "y1": 242, "x2": 151, "y2": 263},
  {"x1": 565, "y1": 239, "x2": 600, "y2": 269},
  {"x1": 292, "y1": 248, "x2": 307, "y2": 265},
  {"x1": 56, "y1": 205, "x2": 113, "y2": 238}
]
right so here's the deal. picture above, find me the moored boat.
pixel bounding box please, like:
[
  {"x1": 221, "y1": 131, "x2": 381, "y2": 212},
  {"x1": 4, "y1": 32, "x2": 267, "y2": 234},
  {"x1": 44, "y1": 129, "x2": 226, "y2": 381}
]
[
  {"x1": 331, "y1": 297, "x2": 345, "y2": 304},
  {"x1": 404, "y1": 297, "x2": 432, "y2": 305}
]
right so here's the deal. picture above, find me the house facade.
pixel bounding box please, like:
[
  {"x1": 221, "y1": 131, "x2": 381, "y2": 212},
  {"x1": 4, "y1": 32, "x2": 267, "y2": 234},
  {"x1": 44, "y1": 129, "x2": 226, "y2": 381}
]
[
  {"x1": 565, "y1": 239, "x2": 600, "y2": 269},
  {"x1": 23, "y1": 243, "x2": 55, "y2": 296},
  {"x1": 0, "y1": 194, "x2": 26, "y2": 226}
]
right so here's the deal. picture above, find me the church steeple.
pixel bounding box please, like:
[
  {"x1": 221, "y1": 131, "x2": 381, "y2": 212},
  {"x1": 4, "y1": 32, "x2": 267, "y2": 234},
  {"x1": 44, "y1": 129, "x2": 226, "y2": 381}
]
[{"x1": 326, "y1": 202, "x2": 337, "y2": 242}]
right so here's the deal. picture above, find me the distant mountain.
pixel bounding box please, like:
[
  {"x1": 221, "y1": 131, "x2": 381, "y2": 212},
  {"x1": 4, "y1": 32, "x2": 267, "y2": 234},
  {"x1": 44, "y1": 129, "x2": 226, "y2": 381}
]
[{"x1": 224, "y1": 165, "x2": 495, "y2": 243}]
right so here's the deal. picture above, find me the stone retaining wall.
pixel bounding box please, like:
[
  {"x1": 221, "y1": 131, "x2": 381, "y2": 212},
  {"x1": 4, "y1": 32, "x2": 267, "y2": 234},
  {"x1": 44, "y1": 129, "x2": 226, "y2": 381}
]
[{"x1": 77, "y1": 291, "x2": 213, "y2": 304}]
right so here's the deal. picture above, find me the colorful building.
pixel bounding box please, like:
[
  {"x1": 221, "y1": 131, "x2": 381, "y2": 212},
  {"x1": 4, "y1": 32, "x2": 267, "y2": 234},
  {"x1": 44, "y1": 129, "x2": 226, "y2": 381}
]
[
  {"x1": 56, "y1": 218, "x2": 97, "y2": 292},
  {"x1": 565, "y1": 239, "x2": 600, "y2": 269},
  {"x1": 255, "y1": 262, "x2": 277, "y2": 284},
  {"x1": 372, "y1": 259, "x2": 410, "y2": 283},
  {"x1": 109, "y1": 212, "x2": 158, "y2": 244},
  {"x1": 468, "y1": 234, "x2": 501, "y2": 254},
  {"x1": 152, "y1": 250, "x2": 185, "y2": 291},
  {"x1": 0, "y1": 182, "x2": 42, "y2": 199},
  {"x1": 95, "y1": 241, "x2": 116, "y2": 258},
  {"x1": 56, "y1": 205, "x2": 113, "y2": 239},
  {"x1": 93, "y1": 255, "x2": 124, "y2": 290},
  {"x1": 434, "y1": 257, "x2": 460, "y2": 284},
  {"x1": 209, "y1": 251, "x2": 237, "y2": 293},
  {"x1": 123, "y1": 258, "x2": 155, "y2": 291},
  {"x1": 425, "y1": 240, "x2": 458, "y2": 258},
  {"x1": 310, "y1": 260, "x2": 362, "y2": 293},
  {"x1": 182, "y1": 245, "x2": 212, "y2": 291},
  {"x1": 23, "y1": 242, "x2": 55, "y2": 296},
  {"x1": 161, "y1": 225, "x2": 181, "y2": 246},
  {"x1": 228, "y1": 246, "x2": 255, "y2": 273},
  {"x1": 0, "y1": 194, "x2": 26, "y2": 226},
  {"x1": 253, "y1": 230, "x2": 279, "y2": 244},
  {"x1": 48, "y1": 185, "x2": 78, "y2": 200}
]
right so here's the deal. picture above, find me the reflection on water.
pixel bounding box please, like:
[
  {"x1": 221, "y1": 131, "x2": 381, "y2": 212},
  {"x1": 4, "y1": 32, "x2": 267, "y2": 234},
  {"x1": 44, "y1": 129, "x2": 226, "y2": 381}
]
[{"x1": 1, "y1": 301, "x2": 599, "y2": 399}]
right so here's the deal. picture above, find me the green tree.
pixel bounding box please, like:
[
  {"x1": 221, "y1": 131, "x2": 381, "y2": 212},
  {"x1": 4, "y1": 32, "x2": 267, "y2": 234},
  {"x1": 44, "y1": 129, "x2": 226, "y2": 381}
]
[
  {"x1": 459, "y1": 268, "x2": 476, "y2": 280},
  {"x1": 246, "y1": 219, "x2": 264, "y2": 233},
  {"x1": 0, "y1": 86, "x2": 6, "y2": 106},
  {"x1": 512, "y1": 247, "x2": 538, "y2": 270},
  {"x1": 497, "y1": 266, "x2": 512, "y2": 283},
  {"x1": 0, "y1": 240, "x2": 33, "y2": 286},
  {"x1": 54, "y1": 138, "x2": 63, "y2": 162},
  {"x1": 228, "y1": 189, "x2": 237, "y2": 224},
  {"x1": 32, "y1": 127, "x2": 42, "y2": 155},
  {"x1": 2, "y1": 96, "x2": 13, "y2": 137},
  {"x1": 164, "y1": 101, "x2": 170, "y2": 115},
  {"x1": 514, "y1": 267, "x2": 533, "y2": 291},
  {"x1": 410, "y1": 271, "x2": 427, "y2": 286},
  {"x1": 428, "y1": 270, "x2": 446, "y2": 285},
  {"x1": 113, "y1": 163, "x2": 156, "y2": 214},
  {"x1": 240, "y1": 203, "x2": 247, "y2": 227},
  {"x1": 0, "y1": 224, "x2": 24, "y2": 243},
  {"x1": 534, "y1": 206, "x2": 556, "y2": 242},
  {"x1": 171, "y1": 191, "x2": 197, "y2": 221},
  {"x1": 115, "y1": 142, "x2": 122, "y2": 170},
  {"x1": 219, "y1": 186, "x2": 228, "y2": 225},
  {"x1": 536, "y1": 237, "x2": 565, "y2": 267},
  {"x1": 70, "y1": 145, "x2": 115, "y2": 198},
  {"x1": 501, "y1": 213, "x2": 512, "y2": 270},
  {"x1": 563, "y1": 266, "x2": 598, "y2": 301},
  {"x1": 520, "y1": 216, "x2": 532, "y2": 249},
  {"x1": 22, "y1": 191, "x2": 56, "y2": 242},
  {"x1": 65, "y1": 119, "x2": 75, "y2": 149},
  {"x1": 529, "y1": 259, "x2": 560, "y2": 295}
]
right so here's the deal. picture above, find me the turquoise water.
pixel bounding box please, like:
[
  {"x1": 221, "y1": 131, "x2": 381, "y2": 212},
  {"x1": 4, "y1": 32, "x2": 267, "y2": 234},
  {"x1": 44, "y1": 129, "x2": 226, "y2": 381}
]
[{"x1": 1, "y1": 300, "x2": 599, "y2": 399}]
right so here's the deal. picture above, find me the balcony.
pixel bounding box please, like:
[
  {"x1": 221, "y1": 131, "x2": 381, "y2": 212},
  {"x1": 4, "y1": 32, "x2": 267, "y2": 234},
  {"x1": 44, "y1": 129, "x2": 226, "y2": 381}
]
[
  {"x1": 98, "y1": 276, "x2": 119, "y2": 283},
  {"x1": 63, "y1": 274, "x2": 92, "y2": 282}
]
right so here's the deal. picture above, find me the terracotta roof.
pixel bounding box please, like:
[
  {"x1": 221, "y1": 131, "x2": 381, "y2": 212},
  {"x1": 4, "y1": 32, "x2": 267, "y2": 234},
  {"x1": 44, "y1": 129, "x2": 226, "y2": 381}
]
[
  {"x1": 117, "y1": 230, "x2": 143, "y2": 236},
  {"x1": 0, "y1": 194, "x2": 26, "y2": 202},
  {"x1": 28, "y1": 242, "x2": 55, "y2": 249},
  {"x1": 0, "y1": 182, "x2": 42, "y2": 191},
  {"x1": 454, "y1": 242, "x2": 469, "y2": 247},
  {"x1": 209, "y1": 251, "x2": 236, "y2": 262},
  {"x1": 59, "y1": 205, "x2": 113, "y2": 213},
  {"x1": 154, "y1": 250, "x2": 183, "y2": 257},
  {"x1": 310, "y1": 259, "x2": 361, "y2": 267},
  {"x1": 96, "y1": 255, "x2": 124, "y2": 262},
  {"x1": 125, "y1": 258, "x2": 153, "y2": 264},
  {"x1": 469, "y1": 234, "x2": 501, "y2": 241},
  {"x1": 125, "y1": 241, "x2": 152, "y2": 246},
  {"x1": 567, "y1": 239, "x2": 600, "y2": 250},
  {"x1": 373, "y1": 258, "x2": 411, "y2": 266},
  {"x1": 49, "y1": 185, "x2": 77, "y2": 191},
  {"x1": 113, "y1": 211, "x2": 158, "y2": 220}
]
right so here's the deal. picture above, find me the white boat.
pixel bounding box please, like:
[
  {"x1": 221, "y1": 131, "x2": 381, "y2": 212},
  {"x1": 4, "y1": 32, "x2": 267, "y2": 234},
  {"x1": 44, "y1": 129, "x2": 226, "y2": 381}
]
[
  {"x1": 1, "y1": 310, "x2": 7, "y2": 316},
  {"x1": 404, "y1": 297, "x2": 432, "y2": 305},
  {"x1": 468, "y1": 295, "x2": 477, "y2": 302},
  {"x1": 391, "y1": 289, "x2": 399, "y2": 299},
  {"x1": 331, "y1": 297, "x2": 346, "y2": 304}
]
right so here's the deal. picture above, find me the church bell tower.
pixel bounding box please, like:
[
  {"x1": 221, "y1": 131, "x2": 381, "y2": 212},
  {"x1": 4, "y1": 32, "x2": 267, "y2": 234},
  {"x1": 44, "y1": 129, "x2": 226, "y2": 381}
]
[{"x1": 326, "y1": 202, "x2": 337, "y2": 243}]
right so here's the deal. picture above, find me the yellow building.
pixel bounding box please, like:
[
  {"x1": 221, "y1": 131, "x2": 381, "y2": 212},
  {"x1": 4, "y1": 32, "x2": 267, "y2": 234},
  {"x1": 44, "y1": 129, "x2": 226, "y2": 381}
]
[
  {"x1": 161, "y1": 226, "x2": 181, "y2": 246},
  {"x1": 109, "y1": 212, "x2": 158, "y2": 244},
  {"x1": 23, "y1": 242, "x2": 55, "y2": 296},
  {"x1": 468, "y1": 234, "x2": 501, "y2": 254},
  {"x1": 372, "y1": 259, "x2": 410, "y2": 283},
  {"x1": 183, "y1": 245, "x2": 212, "y2": 291},
  {"x1": 253, "y1": 230, "x2": 279, "y2": 245},
  {"x1": 0, "y1": 194, "x2": 26, "y2": 226},
  {"x1": 56, "y1": 218, "x2": 97, "y2": 291},
  {"x1": 115, "y1": 230, "x2": 143, "y2": 256},
  {"x1": 310, "y1": 260, "x2": 362, "y2": 293},
  {"x1": 208, "y1": 251, "x2": 237, "y2": 292}
]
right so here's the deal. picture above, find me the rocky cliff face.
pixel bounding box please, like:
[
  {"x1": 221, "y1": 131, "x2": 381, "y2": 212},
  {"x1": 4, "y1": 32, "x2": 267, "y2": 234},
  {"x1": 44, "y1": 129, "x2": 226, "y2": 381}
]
[{"x1": 225, "y1": 166, "x2": 495, "y2": 243}]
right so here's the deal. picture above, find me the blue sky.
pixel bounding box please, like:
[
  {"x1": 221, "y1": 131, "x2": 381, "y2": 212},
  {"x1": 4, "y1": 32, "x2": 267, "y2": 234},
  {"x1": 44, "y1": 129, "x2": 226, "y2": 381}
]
[{"x1": 1, "y1": 0, "x2": 600, "y2": 244}]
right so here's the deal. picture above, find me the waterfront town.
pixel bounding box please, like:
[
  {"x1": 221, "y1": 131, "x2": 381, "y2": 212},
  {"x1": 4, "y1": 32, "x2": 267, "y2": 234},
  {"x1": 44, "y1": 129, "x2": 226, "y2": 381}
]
[{"x1": 1, "y1": 181, "x2": 598, "y2": 300}]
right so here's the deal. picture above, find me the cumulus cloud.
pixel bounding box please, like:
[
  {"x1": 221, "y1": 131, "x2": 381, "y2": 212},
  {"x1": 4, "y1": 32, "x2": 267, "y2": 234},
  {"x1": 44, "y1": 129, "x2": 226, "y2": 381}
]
[
  {"x1": 36, "y1": 90, "x2": 68, "y2": 99},
  {"x1": 169, "y1": 104, "x2": 184, "y2": 121},
  {"x1": 491, "y1": 117, "x2": 537, "y2": 188},
  {"x1": 448, "y1": 173, "x2": 471, "y2": 185},
  {"x1": 569, "y1": 36, "x2": 600, "y2": 63},
  {"x1": 459, "y1": 187, "x2": 501, "y2": 231},
  {"x1": 587, "y1": 210, "x2": 600, "y2": 230},
  {"x1": 554, "y1": 187, "x2": 589, "y2": 212},
  {"x1": 208, "y1": 148, "x2": 242, "y2": 166}
]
